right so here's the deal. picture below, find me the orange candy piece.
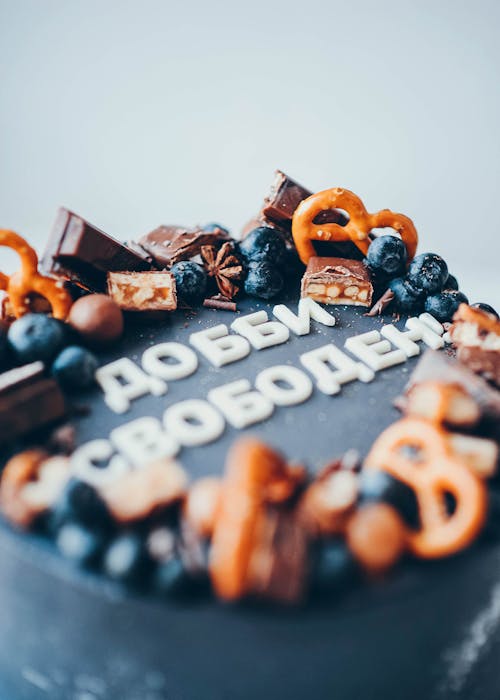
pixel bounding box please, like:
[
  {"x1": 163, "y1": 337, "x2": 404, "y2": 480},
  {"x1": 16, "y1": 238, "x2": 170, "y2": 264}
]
[
  {"x1": 291, "y1": 187, "x2": 418, "y2": 264},
  {"x1": 364, "y1": 417, "x2": 487, "y2": 559},
  {"x1": 0, "y1": 230, "x2": 73, "y2": 320}
]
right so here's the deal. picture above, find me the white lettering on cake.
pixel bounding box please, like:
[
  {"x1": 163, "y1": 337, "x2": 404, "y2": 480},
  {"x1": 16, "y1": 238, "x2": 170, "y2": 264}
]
[
  {"x1": 231, "y1": 311, "x2": 290, "y2": 350},
  {"x1": 163, "y1": 399, "x2": 225, "y2": 447},
  {"x1": 255, "y1": 365, "x2": 313, "y2": 406},
  {"x1": 71, "y1": 439, "x2": 129, "y2": 486},
  {"x1": 110, "y1": 417, "x2": 179, "y2": 466},
  {"x1": 189, "y1": 324, "x2": 250, "y2": 367},
  {"x1": 142, "y1": 342, "x2": 198, "y2": 381},
  {"x1": 208, "y1": 379, "x2": 274, "y2": 429},
  {"x1": 344, "y1": 330, "x2": 407, "y2": 371},
  {"x1": 300, "y1": 344, "x2": 375, "y2": 395},
  {"x1": 272, "y1": 298, "x2": 336, "y2": 336},
  {"x1": 95, "y1": 358, "x2": 167, "y2": 414},
  {"x1": 380, "y1": 324, "x2": 421, "y2": 357},
  {"x1": 405, "y1": 313, "x2": 445, "y2": 350}
]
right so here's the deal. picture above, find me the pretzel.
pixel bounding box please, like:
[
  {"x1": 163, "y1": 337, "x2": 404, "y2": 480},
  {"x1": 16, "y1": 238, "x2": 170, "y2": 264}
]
[
  {"x1": 291, "y1": 188, "x2": 418, "y2": 264},
  {"x1": 364, "y1": 417, "x2": 487, "y2": 558},
  {"x1": 0, "y1": 230, "x2": 73, "y2": 319},
  {"x1": 209, "y1": 437, "x2": 305, "y2": 601}
]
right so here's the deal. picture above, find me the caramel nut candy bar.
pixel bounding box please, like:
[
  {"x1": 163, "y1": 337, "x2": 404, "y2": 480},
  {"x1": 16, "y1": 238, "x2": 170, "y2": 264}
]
[
  {"x1": 100, "y1": 458, "x2": 187, "y2": 523},
  {"x1": 137, "y1": 225, "x2": 229, "y2": 268},
  {"x1": 0, "y1": 362, "x2": 67, "y2": 447},
  {"x1": 450, "y1": 304, "x2": 500, "y2": 387},
  {"x1": 41, "y1": 208, "x2": 153, "y2": 292},
  {"x1": 301, "y1": 256, "x2": 373, "y2": 306},
  {"x1": 107, "y1": 271, "x2": 177, "y2": 312}
]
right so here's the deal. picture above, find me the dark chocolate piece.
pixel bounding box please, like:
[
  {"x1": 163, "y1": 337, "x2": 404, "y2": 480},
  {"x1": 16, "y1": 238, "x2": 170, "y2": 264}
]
[
  {"x1": 203, "y1": 296, "x2": 237, "y2": 312},
  {"x1": 301, "y1": 257, "x2": 373, "y2": 307},
  {"x1": 0, "y1": 363, "x2": 67, "y2": 446},
  {"x1": 107, "y1": 271, "x2": 177, "y2": 312},
  {"x1": 366, "y1": 288, "x2": 395, "y2": 316},
  {"x1": 138, "y1": 225, "x2": 230, "y2": 268},
  {"x1": 41, "y1": 208, "x2": 153, "y2": 292}
]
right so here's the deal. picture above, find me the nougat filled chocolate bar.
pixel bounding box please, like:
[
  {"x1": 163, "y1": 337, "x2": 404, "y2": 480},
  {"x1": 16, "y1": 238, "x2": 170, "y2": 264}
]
[
  {"x1": 450, "y1": 305, "x2": 500, "y2": 387},
  {"x1": 107, "y1": 271, "x2": 177, "y2": 312},
  {"x1": 41, "y1": 208, "x2": 153, "y2": 292},
  {"x1": 301, "y1": 257, "x2": 373, "y2": 306}
]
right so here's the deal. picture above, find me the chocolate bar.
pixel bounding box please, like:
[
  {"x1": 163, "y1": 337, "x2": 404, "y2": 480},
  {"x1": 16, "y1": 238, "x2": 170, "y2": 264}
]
[
  {"x1": 301, "y1": 257, "x2": 373, "y2": 306},
  {"x1": 41, "y1": 208, "x2": 153, "y2": 292},
  {"x1": 450, "y1": 305, "x2": 500, "y2": 387},
  {"x1": 137, "y1": 225, "x2": 229, "y2": 268},
  {"x1": 0, "y1": 363, "x2": 67, "y2": 446},
  {"x1": 107, "y1": 271, "x2": 177, "y2": 312}
]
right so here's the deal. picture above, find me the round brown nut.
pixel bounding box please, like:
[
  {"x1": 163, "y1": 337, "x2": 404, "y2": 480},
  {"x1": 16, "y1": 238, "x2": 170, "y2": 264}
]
[
  {"x1": 184, "y1": 477, "x2": 222, "y2": 539},
  {"x1": 68, "y1": 294, "x2": 124, "y2": 345},
  {"x1": 346, "y1": 503, "x2": 407, "y2": 574}
]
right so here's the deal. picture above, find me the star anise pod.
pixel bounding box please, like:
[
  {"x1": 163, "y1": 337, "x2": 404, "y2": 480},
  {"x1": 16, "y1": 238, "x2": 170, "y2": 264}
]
[{"x1": 200, "y1": 242, "x2": 244, "y2": 299}]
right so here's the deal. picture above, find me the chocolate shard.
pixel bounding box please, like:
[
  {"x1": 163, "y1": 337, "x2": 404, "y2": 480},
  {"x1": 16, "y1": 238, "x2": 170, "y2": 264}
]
[
  {"x1": 137, "y1": 225, "x2": 230, "y2": 268},
  {"x1": 41, "y1": 208, "x2": 153, "y2": 292},
  {"x1": 0, "y1": 363, "x2": 67, "y2": 446},
  {"x1": 107, "y1": 271, "x2": 177, "y2": 312},
  {"x1": 301, "y1": 256, "x2": 373, "y2": 307},
  {"x1": 366, "y1": 288, "x2": 395, "y2": 317}
]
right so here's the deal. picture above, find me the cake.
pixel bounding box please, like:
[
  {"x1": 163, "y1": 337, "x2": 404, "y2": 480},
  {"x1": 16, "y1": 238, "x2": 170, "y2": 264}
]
[{"x1": 0, "y1": 172, "x2": 499, "y2": 700}]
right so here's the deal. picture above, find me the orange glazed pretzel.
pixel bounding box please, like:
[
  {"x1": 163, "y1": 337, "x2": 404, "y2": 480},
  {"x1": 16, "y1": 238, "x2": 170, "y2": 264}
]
[
  {"x1": 291, "y1": 187, "x2": 418, "y2": 264},
  {"x1": 0, "y1": 230, "x2": 72, "y2": 320},
  {"x1": 364, "y1": 417, "x2": 487, "y2": 559}
]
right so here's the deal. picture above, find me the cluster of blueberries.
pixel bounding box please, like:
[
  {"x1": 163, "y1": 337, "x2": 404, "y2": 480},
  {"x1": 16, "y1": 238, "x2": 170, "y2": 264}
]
[
  {"x1": 171, "y1": 224, "x2": 297, "y2": 305},
  {"x1": 1, "y1": 314, "x2": 98, "y2": 390},
  {"x1": 46, "y1": 477, "x2": 203, "y2": 598},
  {"x1": 365, "y1": 235, "x2": 496, "y2": 322}
]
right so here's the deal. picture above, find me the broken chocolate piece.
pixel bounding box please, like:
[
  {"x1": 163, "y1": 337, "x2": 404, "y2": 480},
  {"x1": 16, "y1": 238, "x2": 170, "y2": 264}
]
[
  {"x1": 107, "y1": 271, "x2": 177, "y2": 312},
  {"x1": 203, "y1": 296, "x2": 237, "y2": 312},
  {"x1": 137, "y1": 225, "x2": 229, "y2": 268},
  {"x1": 366, "y1": 288, "x2": 395, "y2": 316},
  {"x1": 0, "y1": 363, "x2": 67, "y2": 447},
  {"x1": 41, "y1": 208, "x2": 152, "y2": 292},
  {"x1": 301, "y1": 256, "x2": 373, "y2": 307},
  {"x1": 450, "y1": 304, "x2": 500, "y2": 387}
]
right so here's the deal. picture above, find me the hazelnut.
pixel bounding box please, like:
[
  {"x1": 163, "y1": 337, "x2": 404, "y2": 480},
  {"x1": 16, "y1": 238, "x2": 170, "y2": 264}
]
[
  {"x1": 68, "y1": 294, "x2": 124, "y2": 345},
  {"x1": 346, "y1": 503, "x2": 407, "y2": 574}
]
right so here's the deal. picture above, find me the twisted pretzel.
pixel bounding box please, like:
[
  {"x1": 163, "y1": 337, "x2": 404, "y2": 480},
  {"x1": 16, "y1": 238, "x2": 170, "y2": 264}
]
[
  {"x1": 364, "y1": 417, "x2": 487, "y2": 558},
  {"x1": 0, "y1": 230, "x2": 72, "y2": 320},
  {"x1": 291, "y1": 187, "x2": 418, "y2": 264}
]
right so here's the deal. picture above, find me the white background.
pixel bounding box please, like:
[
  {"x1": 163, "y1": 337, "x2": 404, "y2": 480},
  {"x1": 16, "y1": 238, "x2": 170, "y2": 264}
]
[{"x1": 1, "y1": 0, "x2": 499, "y2": 306}]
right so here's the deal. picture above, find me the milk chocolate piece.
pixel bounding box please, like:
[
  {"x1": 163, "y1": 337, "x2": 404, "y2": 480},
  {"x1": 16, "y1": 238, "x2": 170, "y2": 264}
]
[
  {"x1": 301, "y1": 256, "x2": 373, "y2": 307},
  {"x1": 41, "y1": 208, "x2": 153, "y2": 292},
  {"x1": 138, "y1": 225, "x2": 229, "y2": 268},
  {"x1": 450, "y1": 305, "x2": 500, "y2": 387},
  {"x1": 0, "y1": 363, "x2": 67, "y2": 446},
  {"x1": 107, "y1": 271, "x2": 177, "y2": 312}
]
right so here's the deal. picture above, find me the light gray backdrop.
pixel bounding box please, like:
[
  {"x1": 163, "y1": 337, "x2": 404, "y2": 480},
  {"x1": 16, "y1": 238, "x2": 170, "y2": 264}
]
[{"x1": 1, "y1": 0, "x2": 499, "y2": 306}]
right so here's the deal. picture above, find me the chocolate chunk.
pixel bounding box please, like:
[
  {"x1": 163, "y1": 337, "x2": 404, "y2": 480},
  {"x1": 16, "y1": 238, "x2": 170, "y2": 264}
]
[
  {"x1": 137, "y1": 225, "x2": 230, "y2": 268},
  {"x1": 301, "y1": 256, "x2": 373, "y2": 307},
  {"x1": 366, "y1": 288, "x2": 396, "y2": 316},
  {"x1": 41, "y1": 208, "x2": 153, "y2": 292},
  {"x1": 107, "y1": 271, "x2": 177, "y2": 312},
  {"x1": 0, "y1": 363, "x2": 67, "y2": 446}
]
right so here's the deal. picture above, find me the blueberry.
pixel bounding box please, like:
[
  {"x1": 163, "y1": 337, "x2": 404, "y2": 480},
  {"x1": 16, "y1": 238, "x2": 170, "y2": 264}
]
[
  {"x1": 171, "y1": 261, "x2": 208, "y2": 307},
  {"x1": 366, "y1": 235, "x2": 407, "y2": 278},
  {"x1": 103, "y1": 533, "x2": 151, "y2": 585},
  {"x1": 153, "y1": 556, "x2": 195, "y2": 598},
  {"x1": 359, "y1": 470, "x2": 419, "y2": 529},
  {"x1": 239, "y1": 227, "x2": 287, "y2": 267},
  {"x1": 424, "y1": 290, "x2": 469, "y2": 323},
  {"x1": 444, "y1": 273, "x2": 459, "y2": 291},
  {"x1": 0, "y1": 325, "x2": 8, "y2": 370},
  {"x1": 471, "y1": 303, "x2": 499, "y2": 320},
  {"x1": 407, "y1": 253, "x2": 448, "y2": 295},
  {"x1": 312, "y1": 539, "x2": 359, "y2": 593},
  {"x1": 51, "y1": 345, "x2": 98, "y2": 391},
  {"x1": 388, "y1": 277, "x2": 424, "y2": 314},
  {"x1": 244, "y1": 261, "x2": 284, "y2": 300},
  {"x1": 50, "y1": 478, "x2": 113, "y2": 533},
  {"x1": 203, "y1": 222, "x2": 230, "y2": 236},
  {"x1": 56, "y1": 522, "x2": 102, "y2": 566},
  {"x1": 7, "y1": 313, "x2": 67, "y2": 364}
]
